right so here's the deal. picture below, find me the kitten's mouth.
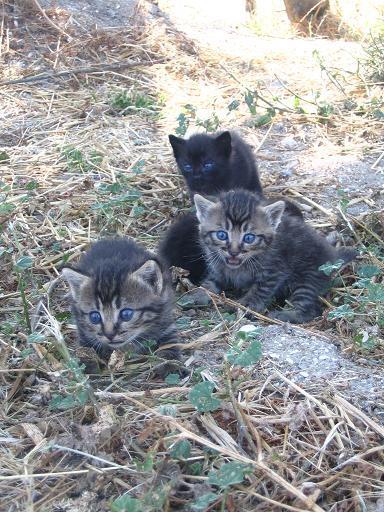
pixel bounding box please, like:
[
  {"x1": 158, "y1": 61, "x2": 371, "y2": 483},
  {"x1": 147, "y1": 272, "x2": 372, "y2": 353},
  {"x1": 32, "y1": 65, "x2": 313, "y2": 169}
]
[{"x1": 226, "y1": 256, "x2": 243, "y2": 267}]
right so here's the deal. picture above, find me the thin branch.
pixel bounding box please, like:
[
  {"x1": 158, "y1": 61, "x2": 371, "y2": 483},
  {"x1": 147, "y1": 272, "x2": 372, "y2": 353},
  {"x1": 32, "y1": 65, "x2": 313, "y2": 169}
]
[{"x1": 0, "y1": 59, "x2": 165, "y2": 87}]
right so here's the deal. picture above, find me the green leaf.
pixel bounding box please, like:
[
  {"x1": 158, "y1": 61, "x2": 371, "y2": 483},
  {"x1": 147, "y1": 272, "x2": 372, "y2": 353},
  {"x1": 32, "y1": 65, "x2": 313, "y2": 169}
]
[
  {"x1": 157, "y1": 404, "x2": 177, "y2": 417},
  {"x1": 25, "y1": 180, "x2": 39, "y2": 191},
  {"x1": 235, "y1": 324, "x2": 261, "y2": 341},
  {"x1": 49, "y1": 389, "x2": 89, "y2": 411},
  {"x1": 0, "y1": 151, "x2": 10, "y2": 162},
  {"x1": 208, "y1": 461, "x2": 252, "y2": 488},
  {"x1": 366, "y1": 283, "x2": 384, "y2": 302},
  {"x1": 357, "y1": 265, "x2": 381, "y2": 278},
  {"x1": 244, "y1": 90, "x2": 257, "y2": 115},
  {"x1": 175, "y1": 113, "x2": 189, "y2": 136},
  {"x1": 132, "y1": 159, "x2": 145, "y2": 175},
  {"x1": 111, "y1": 495, "x2": 141, "y2": 512},
  {"x1": 165, "y1": 373, "x2": 180, "y2": 385},
  {"x1": 188, "y1": 462, "x2": 203, "y2": 476},
  {"x1": 252, "y1": 112, "x2": 274, "y2": 127},
  {"x1": 189, "y1": 381, "x2": 221, "y2": 412},
  {"x1": 318, "y1": 259, "x2": 345, "y2": 276},
  {"x1": 228, "y1": 99, "x2": 240, "y2": 111},
  {"x1": 170, "y1": 439, "x2": 191, "y2": 460},
  {"x1": 328, "y1": 304, "x2": 355, "y2": 321},
  {"x1": 191, "y1": 493, "x2": 218, "y2": 511},
  {"x1": 27, "y1": 332, "x2": 45, "y2": 344},
  {"x1": 227, "y1": 340, "x2": 262, "y2": 367},
  {"x1": 20, "y1": 348, "x2": 34, "y2": 359},
  {"x1": 0, "y1": 202, "x2": 16, "y2": 214},
  {"x1": 15, "y1": 256, "x2": 33, "y2": 271}
]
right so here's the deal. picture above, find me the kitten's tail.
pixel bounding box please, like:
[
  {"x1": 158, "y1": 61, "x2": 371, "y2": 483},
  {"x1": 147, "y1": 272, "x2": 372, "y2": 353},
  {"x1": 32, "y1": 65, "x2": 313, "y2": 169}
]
[{"x1": 337, "y1": 247, "x2": 357, "y2": 265}]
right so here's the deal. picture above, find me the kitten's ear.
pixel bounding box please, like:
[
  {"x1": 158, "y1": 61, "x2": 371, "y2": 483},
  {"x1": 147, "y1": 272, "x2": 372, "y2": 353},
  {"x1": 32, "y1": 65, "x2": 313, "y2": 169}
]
[
  {"x1": 215, "y1": 131, "x2": 232, "y2": 158},
  {"x1": 168, "y1": 134, "x2": 185, "y2": 157},
  {"x1": 194, "y1": 194, "x2": 215, "y2": 223},
  {"x1": 61, "y1": 268, "x2": 90, "y2": 298},
  {"x1": 263, "y1": 201, "x2": 285, "y2": 231},
  {"x1": 132, "y1": 259, "x2": 163, "y2": 295}
]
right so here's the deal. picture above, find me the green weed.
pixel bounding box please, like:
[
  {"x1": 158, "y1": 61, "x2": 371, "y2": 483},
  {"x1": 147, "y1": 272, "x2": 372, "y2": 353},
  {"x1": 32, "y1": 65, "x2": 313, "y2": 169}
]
[
  {"x1": 62, "y1": 146, "x2": 103, "y2": 172},
  {"x1": 363, "y1": 32, "x2": 384, "y2": 82},
  {"x1": 110, "y1": 89, "x2": 159, "y2": 116}
]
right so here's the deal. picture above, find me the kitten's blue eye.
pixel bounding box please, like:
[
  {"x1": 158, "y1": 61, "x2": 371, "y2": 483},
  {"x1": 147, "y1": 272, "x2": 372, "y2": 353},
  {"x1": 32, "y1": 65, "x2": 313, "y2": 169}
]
[
  {"x1": 216, "y1": 230, "x2": 228, "y2": 241},
  {"x1": 89, "y1": 311, "x2": 102, "y2": 324},
  {"x1": 243, "y1": 233, "x2": 256, "y2": 244},
  {"x1": 182, "y1": 163, "x2": 193, "y2": 173},
  {"x1": 203, "y1": 161, "x2": 215, "y2": 173},
  {"x1": 119, "y1": 308, "x2": 134, "y2": 322}
]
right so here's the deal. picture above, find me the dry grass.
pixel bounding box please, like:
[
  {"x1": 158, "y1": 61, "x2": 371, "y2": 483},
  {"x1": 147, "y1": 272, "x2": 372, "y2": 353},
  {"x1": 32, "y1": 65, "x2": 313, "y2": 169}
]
[{"x1": 0, "y1": 2, "x2": 383, "y2": 511}]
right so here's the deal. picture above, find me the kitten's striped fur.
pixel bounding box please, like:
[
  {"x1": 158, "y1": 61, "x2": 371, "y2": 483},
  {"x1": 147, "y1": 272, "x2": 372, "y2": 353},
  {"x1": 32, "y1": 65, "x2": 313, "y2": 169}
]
[
  {"x1": 62, "y1": 238, "x2": 179, "y2": 359},
  {"x1": 195, "y1": 190, "x2": 356, "y2": 323}
]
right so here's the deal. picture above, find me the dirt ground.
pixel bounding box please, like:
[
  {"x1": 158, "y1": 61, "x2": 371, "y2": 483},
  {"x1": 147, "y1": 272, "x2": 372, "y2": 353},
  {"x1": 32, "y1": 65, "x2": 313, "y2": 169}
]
[{"x1": 1, "y1": 0, "x2": 384, "y2": 510}]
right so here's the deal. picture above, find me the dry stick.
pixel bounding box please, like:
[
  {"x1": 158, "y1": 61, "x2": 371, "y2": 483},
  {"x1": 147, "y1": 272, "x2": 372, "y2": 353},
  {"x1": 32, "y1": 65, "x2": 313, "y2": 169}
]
[
  {"x1": 218, "y1": 62, "x2": 292, "y2": 114},
  {"x1": 332, "y1": 394, "x2": 384, "y2": 439},
  {"x1": 0, "y1": 467, "x2": 118, "y2": 481},
  {"x1": 336, "y1": 206, "x2": 362, "y2": 244},
  {"x1": 371, "y1": 150, "x2": 384, "y2": 170},
  {"x1": 287, "y1": 189, "x2": 336, "y2": 219},
  {"x1": 224, "y1": 364, "x2": 260, "y2": 459},
  {"x1": 206, "y1": 290, "x2": 336, "y2": 342},
  {"x1": 0, "y1": 59, "x2": 165, "y2": 87},
  {"x1": 351, "y1": 215, "x2": 384, "y2": 247},
  {"x1": 95, "y1": 386, "x2": 190, "y2": 399},
  {"x1": 104, "y1": 393, "x2": 325, "y2": 512},
  {"x1": 30, "y1": 0, "x2": 72, "y2": 40},
  {"x1": 273, "y1": 371, "x2": 345, "y2": 452},
  {"x1": 332, "y1": 444, "x2": 384, "y2": 472}
]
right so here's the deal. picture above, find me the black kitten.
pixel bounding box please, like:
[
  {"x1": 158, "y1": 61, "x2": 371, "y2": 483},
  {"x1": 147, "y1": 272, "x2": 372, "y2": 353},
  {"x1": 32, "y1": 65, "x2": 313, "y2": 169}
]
[
  {"x1": 62, "y1": 238, "x2": 179, "y2": 360},
  {"x1": 168, "y1": 131, "x2": 263, "y2": 199}
]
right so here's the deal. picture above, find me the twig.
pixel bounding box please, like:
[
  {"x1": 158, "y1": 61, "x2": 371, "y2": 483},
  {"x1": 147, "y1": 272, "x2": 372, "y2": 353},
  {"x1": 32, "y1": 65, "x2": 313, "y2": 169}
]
[
  {"x1": 371, "y1": 150, "x2": 384, "y2": 170},
  {"x1": 0, "y1": 60, "x2": 165, "y2": 87},
  {"x1": 287, "y1": 189, "x2": 336, "y2": 219},
  {"x1": 218, "y1": 62, "x2": 292, "y2": 114},
  {"x1": 30, "y1": 0, "x2": 72, "y2": 40}
]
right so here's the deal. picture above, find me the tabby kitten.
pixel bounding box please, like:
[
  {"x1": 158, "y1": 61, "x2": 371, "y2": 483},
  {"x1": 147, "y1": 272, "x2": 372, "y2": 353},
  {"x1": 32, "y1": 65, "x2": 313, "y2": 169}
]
[
  {"x1": 164, "y1": 190, "x2": 356, "y2": 323},
  {"x1": 61, "y1": 238, "x2": 179, "y2": 359},
  {"x1": 159, "y1": 198, "x2": 303, "y2": 286},
  {"x1": 168, "y1": 131, "x2": 263, "y2": 199}
]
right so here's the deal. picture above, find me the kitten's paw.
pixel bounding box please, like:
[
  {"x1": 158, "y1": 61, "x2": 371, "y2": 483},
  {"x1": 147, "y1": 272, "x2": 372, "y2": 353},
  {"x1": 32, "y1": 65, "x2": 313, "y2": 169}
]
[
  {"x1": 268, "y1": 309, "x2": 299, "y2": 323},
  {"x1": 239, "y1": 298, "x2": 265, "y2": 314},
  {"x1": 150, "y1": 360, "x2": 190, "y2": 380},
  {"x1": 185, "y1": 288, "x2": 212, "y2": 306}
]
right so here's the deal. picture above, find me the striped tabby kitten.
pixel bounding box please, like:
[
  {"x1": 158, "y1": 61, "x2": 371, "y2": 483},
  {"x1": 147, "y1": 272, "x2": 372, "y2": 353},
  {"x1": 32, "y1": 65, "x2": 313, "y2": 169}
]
[
  {"x1": 193, "y1": 190, "x2": 356, "y2": 323},
  {"x1": 62, "y1": 239, "x2": 179, "y2": 359}
]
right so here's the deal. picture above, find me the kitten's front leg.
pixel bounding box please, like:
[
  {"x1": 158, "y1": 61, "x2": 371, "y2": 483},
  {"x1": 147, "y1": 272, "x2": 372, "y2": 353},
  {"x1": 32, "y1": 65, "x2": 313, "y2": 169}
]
[
  {"x1": 188, "y1": 277, "x2": 221, "y2": 305},
  {"x1": 239, "y1": 280, "x2": 277, "y2": 314}
]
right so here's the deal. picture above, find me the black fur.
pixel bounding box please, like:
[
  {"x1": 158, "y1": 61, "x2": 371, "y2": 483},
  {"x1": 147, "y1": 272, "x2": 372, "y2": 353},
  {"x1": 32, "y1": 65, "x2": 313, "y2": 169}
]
[
  {"x1": 168, "y1": 131, "x2": 263, "y2": 198},
  {"x1": 159, "y1": 212, "x2": 206, "y2": 284}
]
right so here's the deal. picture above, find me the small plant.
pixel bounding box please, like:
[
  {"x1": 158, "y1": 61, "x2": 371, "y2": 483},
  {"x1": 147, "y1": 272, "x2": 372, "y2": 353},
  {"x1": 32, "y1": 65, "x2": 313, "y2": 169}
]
[
  {"x1": 363, "y1": 32, "x2": 384, "y2": 83},
  {"x1": 226, "y1": 325, "x2": 262, "y2": 367},
  {"x1": 189, "y1": 380, "x2": 221, "y2": 412},
  {"x1": 174, "y1": 104, "x2": 221, "y2": 135},
  {"x1": 62, "y1": 146, "x2": 103, "y2": 172},
  {"x1": 14, "y1": 255, "x2": 34, "y2": 333},
  {"x1": 110, "y1": 89, "x2": 158, "y2": 116}
]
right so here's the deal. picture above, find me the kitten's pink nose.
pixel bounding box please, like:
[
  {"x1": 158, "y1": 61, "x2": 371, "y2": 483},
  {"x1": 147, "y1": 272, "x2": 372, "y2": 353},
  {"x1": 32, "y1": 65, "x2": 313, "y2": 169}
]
[
  {"x1": 228, "y1": 247, "x2": 240, "y2": 256},
  {"x1": 103, "y1": 330, "x2": 116, "y2": 341}
]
